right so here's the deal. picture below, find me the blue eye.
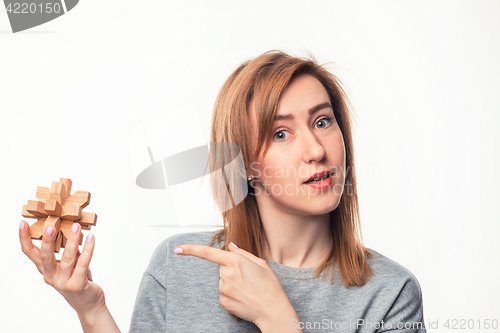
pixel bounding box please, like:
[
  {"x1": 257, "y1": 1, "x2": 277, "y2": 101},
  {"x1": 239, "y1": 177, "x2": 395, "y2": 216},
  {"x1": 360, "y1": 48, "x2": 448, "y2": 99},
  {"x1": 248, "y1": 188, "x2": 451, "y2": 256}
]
[
  {"x1": 315, "y1": 117, "x2": 332, "y2": 129},
  {"x1": 273, "y1": 129, "x2": 290, "y2": 141}
]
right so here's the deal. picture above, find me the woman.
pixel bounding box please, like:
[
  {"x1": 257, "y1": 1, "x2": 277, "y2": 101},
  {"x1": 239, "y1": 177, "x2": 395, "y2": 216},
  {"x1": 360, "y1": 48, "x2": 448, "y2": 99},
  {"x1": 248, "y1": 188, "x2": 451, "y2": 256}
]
[{"x1": 19, "y1": 50, "x2": 426, "y2": 332}]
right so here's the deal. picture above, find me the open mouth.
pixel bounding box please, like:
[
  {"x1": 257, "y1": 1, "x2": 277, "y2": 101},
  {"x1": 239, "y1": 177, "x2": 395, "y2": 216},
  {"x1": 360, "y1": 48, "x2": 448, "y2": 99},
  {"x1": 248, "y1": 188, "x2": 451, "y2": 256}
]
[{"x1": 304, "y1": 172, "x2": 333, "y2": 184}]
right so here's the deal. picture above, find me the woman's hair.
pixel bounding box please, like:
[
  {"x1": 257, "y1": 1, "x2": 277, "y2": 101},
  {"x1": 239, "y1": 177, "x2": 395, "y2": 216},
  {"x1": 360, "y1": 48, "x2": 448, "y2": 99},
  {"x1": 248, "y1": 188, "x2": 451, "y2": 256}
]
[{"x1": 208, "y1": 50, "x2": 374, "y2": 287}]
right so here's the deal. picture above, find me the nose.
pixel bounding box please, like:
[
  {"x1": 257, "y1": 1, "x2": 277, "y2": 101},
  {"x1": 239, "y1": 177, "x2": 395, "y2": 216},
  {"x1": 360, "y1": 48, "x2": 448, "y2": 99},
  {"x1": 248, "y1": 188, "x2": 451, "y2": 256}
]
[{"x1": 300, "y1": 127, "x2": 326, "y2": 164}]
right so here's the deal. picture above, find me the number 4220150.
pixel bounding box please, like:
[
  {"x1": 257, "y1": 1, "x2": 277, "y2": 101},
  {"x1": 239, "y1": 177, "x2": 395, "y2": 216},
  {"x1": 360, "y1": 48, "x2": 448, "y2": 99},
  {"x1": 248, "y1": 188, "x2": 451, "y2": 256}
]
[
  {"x1": 444, "y1": 319, "x2": 498, "y2": 330},
  {"x1": 6, "y1": 3, "x2": 62, "y2": 14}
]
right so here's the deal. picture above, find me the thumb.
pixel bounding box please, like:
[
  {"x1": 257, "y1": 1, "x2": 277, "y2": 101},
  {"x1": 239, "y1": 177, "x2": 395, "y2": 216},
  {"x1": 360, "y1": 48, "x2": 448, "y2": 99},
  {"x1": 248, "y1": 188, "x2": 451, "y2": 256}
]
[{"x1": 229, "y1": 242, "x2": 267, "y2": 268}]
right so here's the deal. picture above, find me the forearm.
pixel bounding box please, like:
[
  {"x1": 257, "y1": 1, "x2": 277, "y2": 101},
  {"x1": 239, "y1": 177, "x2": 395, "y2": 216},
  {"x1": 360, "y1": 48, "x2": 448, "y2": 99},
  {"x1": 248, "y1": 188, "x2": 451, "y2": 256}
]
[{"x1": 77, "y1": 304, "x2": 121, "y2": 333}]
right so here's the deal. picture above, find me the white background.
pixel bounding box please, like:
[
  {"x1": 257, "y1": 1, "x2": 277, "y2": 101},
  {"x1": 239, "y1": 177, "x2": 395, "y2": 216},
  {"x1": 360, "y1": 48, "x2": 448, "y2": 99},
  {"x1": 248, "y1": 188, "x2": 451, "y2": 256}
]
[{"x1": 1, "y1": 1, "x2": 499, "y2": 332}]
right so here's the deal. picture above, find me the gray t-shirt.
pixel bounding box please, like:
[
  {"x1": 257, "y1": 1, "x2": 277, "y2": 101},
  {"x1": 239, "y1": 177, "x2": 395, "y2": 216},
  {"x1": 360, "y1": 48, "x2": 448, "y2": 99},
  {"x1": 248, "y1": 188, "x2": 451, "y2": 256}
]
[{"x1": 129, "y1": 230, "x2": 426, "y2": 332}]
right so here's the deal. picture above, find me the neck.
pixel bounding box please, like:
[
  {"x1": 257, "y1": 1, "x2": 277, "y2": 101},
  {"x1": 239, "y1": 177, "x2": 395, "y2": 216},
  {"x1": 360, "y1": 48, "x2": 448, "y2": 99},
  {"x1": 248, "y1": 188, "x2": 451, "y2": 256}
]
[{"x1": 257, "y1": 200, "x2": 333, "y2": 269}]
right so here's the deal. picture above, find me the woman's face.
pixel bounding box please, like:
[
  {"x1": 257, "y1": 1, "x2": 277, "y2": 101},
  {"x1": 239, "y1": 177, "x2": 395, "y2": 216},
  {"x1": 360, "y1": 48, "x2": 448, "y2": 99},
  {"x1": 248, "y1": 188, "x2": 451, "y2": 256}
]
[{"x1": 248, "y1": 74, "x2": 347, "y2": 216}]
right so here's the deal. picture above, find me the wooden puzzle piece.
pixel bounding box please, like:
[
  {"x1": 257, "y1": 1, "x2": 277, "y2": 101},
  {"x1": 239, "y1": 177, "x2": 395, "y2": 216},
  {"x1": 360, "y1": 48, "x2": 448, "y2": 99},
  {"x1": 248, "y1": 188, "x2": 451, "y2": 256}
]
[
  {"x1": 79, "y1": 212, "x2": 97, "y2": 227},
  {"x1": 44, "y1": 199, "x2": 61, "y2": 216},
  {"x1": 21, "y1": 178, "x2": 97, "y2": 253},
  {"x1": 65, "y1": 191, "x2": 91, "y2": 208},
  {"x1": 29, "y1": 218, "x2": 46, "y2": 239},
  {"x1": 26, "y1": 200, "x2": 48, "y2": 218},
  {"x1": 36, "y1": 186, "x2": 51, "y2": 203},
  {"x1": 22, "y1": 205, "x2": 36, "y2": 219},
  {"x1": 60, "y1": 178, "x2": 72, "y2": 198},
  {"x1": 61, "y1": 205, "x2": 82, "y2": 221},
  {"x1": 61, "y1": 233, "x2": 68, "y2": 249},
  {"x1": 54, "y1": 231, "x2": 66, "y2": 253},
  {"x1": 50, "y1": 182, "x2": 67, "y2": 206}
]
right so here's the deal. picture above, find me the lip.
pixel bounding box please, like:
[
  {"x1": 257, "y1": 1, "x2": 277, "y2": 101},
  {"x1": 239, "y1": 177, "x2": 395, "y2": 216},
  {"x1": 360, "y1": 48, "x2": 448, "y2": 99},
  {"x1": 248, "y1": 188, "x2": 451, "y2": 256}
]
[
  {"x1": 304, "y1": 170, "x2": 332, "y2": 183},
  {"x1": 304, "y1": 173, "x2": 334, "y2": 190}
]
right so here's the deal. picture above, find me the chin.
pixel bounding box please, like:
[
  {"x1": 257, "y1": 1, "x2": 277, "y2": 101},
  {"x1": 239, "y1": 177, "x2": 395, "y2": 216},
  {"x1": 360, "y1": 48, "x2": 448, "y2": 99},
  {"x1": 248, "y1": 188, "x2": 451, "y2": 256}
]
[{"x1": 309, "y1": 195, "x2": 342, "y2": 215}]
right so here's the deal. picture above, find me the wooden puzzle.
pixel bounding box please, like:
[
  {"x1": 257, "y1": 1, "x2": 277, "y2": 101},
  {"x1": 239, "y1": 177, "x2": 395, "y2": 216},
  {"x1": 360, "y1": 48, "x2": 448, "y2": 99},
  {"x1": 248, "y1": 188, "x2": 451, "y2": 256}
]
[{"x1": 21, "y1": 178, "x2": 97, "y2": 253}]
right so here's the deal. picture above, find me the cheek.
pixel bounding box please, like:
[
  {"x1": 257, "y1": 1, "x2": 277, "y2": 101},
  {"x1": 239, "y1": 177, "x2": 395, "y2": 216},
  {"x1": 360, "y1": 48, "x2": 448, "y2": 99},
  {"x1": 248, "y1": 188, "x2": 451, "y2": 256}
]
[
  {"x1": 330, "y1": 132, "x2": 347, "y2": 180},
  {"x1": 330, "y1": 131, "x2": 346, "y2": 163},
  {"x1": 257, "y1": 157, "x2": 293, "y2": 186}
]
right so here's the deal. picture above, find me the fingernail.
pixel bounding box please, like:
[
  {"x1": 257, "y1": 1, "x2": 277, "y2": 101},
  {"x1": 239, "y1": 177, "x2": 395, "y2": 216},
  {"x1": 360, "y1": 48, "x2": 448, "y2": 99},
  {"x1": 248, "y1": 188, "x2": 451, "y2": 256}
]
[
  {"x1": 174, "y1": 247, "x2": 183, "y2": 254},
  {"x1": 230, "y1": 242, "x2": 238, "y2": 249},
  {"x1": 46, "y1": 227, "x2": 54, "y2": 237},
  {"x1": 71, "y1": 223, "x2": 79, "y2": 233},
  {"x1": 19, "y1": 221, "x2": 25, "y2": 230},
  {"x1": 86, "y1": 234, "x2": 94, "y2": 243}
]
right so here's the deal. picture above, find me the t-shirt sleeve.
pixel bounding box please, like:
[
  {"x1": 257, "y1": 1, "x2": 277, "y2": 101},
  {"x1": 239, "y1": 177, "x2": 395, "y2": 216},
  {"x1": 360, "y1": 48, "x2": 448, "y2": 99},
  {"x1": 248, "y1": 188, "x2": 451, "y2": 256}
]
[
  {"x1": 128, "y1": 271, "x2": 166, "y2": 333},
  {"x1": 379, "y1": 275, "x2": 426, "y2": 332},
  {"x1": 129, "y1": 238, "x2": 170, "y2": 333}
]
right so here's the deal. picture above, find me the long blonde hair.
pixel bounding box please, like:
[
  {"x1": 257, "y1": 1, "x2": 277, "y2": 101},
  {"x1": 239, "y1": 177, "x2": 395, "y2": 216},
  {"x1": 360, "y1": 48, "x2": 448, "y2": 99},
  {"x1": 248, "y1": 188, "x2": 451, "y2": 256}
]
[{"x1": 208, "y1": 50, "x2": 374, "y2": 287}]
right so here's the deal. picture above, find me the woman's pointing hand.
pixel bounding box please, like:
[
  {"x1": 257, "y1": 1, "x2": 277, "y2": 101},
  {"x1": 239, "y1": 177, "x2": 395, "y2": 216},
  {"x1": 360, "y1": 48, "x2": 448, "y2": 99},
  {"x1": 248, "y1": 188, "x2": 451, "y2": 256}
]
[{"x1": 174, "y1": 242, "x2": 300, "y2": 331}]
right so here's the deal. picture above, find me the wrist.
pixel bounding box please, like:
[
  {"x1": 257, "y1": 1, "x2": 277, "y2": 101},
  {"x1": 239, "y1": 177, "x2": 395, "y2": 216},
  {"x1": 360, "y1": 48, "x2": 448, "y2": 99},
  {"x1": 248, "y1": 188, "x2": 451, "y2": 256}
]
[
  {"x1": 77, "y1": 301, "x2": 106, "y2": 325},
  {"x1": 77, "y1": 303, "x2": 120, "y2": 333},
  {"x1": 257, "y1": 300, "x2": 303, "y2": 333}
]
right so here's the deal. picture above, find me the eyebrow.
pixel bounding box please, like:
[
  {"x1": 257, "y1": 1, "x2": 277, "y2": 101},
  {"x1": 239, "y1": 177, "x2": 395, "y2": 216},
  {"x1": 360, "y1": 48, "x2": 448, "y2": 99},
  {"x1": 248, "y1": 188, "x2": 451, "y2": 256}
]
[{"x1": 274, "y1": 102, "x2": 333, "y2": 121}]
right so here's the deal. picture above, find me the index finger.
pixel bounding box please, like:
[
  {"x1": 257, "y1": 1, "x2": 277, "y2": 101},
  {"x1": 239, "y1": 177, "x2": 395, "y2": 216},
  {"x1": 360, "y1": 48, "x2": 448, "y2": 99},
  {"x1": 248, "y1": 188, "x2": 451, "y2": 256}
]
[
  {"x1": 19, "y1": 220, "x2": 43, "y2": 273},
  {"x1": 175, "y1": 244, "x2": 233, "y2": 266}
]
